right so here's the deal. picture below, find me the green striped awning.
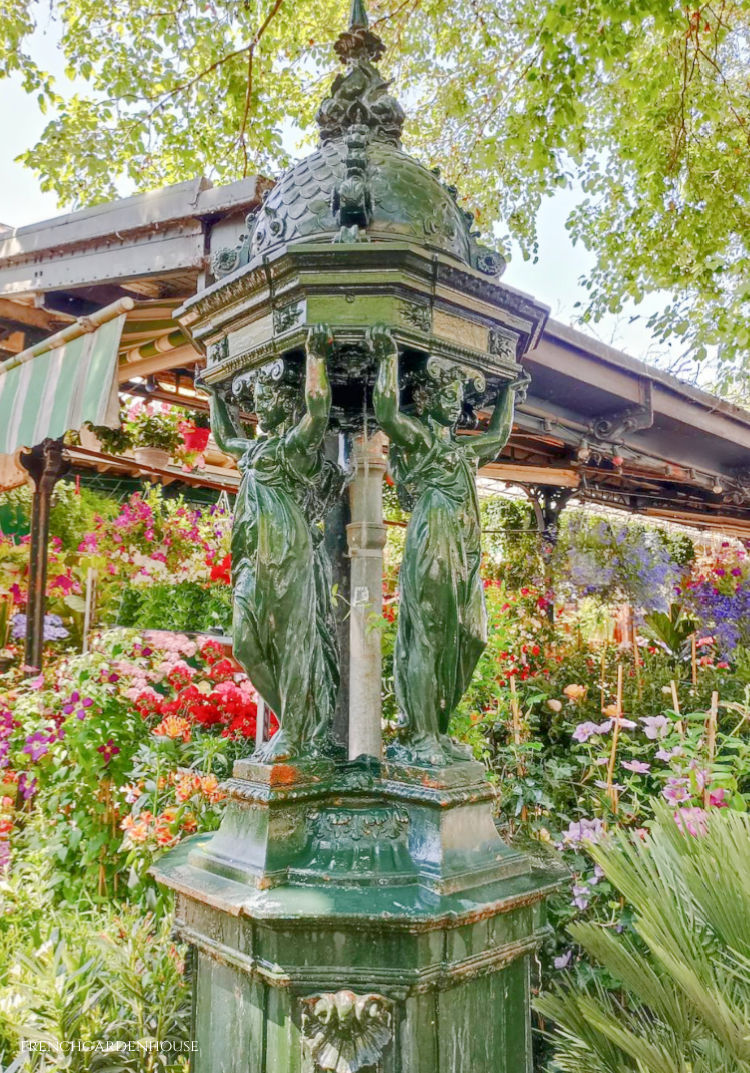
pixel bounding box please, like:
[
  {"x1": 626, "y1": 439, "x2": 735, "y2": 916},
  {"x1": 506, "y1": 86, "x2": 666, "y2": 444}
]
[{"x1": 0, "y1": 314, "x2": 125, "y2": 456}]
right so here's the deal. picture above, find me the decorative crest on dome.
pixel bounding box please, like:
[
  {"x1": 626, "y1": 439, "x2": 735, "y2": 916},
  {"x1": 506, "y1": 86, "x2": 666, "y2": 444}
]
[
  {"x1": 316, "y1": 0, "x2": 404, "y2": 146},
  {"x1": 334, "y1": 0, "x2": 386, "y2": 64}
]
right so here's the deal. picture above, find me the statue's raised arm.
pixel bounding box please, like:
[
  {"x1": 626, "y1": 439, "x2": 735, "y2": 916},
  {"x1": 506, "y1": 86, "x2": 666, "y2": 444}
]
[
  {"x1": 286, "y1": 326, "x2": 334, "y2": 468},
  {"x1": 197, "y1": 377, "x2": 249, "y2": 459},
  {"x1": 465, "y1": 374, "x2": 527, "y2": 467},
  {"x1": 371, "y1": 326, "x2": 428, "y2": 451}
]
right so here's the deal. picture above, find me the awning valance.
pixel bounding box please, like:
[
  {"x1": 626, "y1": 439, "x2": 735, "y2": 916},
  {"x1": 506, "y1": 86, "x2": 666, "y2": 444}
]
[{"x1": 0, "y1": 298, "x2": 133, "y2": 456}]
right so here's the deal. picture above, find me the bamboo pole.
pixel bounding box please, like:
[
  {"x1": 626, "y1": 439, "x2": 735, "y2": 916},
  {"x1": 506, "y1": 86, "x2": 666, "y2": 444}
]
[
  {"x1": 606, "y1": 664, "x2": 624, "y2": 814},
  {"x1": 599, "y1": 643, "x2": 607, "y2": 713},
  {"x1": 704, "y1": 691, "x2": 719, "y2": 807},
  {"x1": 0, "y1": 297, "x2": 135, "y2": 376},
  {"x1": 691, "y1": 633, "x2": 698, "y2": 686},
  {"x1": 509, "y1": 675, "x2": 527, "y2": 821},
  {"x1": 671, "y1": 680, "x2": 684, "y2": 735},
  {"x1": 82, "y1": 567, "x2": 97, "y2": 654},
  {"x1": 631, "y1": 614, "x2": 642, "y2": 700}
]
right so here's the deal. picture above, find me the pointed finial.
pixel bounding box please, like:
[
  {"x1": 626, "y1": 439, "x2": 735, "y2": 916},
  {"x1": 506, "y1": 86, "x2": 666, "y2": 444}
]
[
  {"x1": 333, "y1": 0, "x2": 385, "y2": 64},
  {"x1": 349, "y1": 0, "x2": 369, "y2": 29}
]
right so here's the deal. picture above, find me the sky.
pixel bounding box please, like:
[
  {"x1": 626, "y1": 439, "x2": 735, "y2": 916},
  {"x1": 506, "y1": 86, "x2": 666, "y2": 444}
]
[{"x1": 0, "y1": 11, "x2": 677, "y2": 369}]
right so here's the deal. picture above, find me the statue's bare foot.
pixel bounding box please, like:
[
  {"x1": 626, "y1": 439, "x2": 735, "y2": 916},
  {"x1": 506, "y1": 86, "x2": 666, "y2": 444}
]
[
  {"x1": 441, "y1": 735, "x2": 474, "y2": 761},
  {"x1": 386, "y1": 734, "x2": 448, "y2": 768},
  {"x1": 252, "y1": 730, "x2": 296, "y2": 764}
]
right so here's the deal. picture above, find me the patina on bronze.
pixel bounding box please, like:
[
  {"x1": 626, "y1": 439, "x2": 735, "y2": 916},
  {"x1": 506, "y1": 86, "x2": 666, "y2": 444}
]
[
  {"x1": 372, "y1": 326, "x2": 526, "y2": 766},
  {"x1": 155, "y1": 3, "x2": 559, "y2": 1070},
  {"x1": 199, "y1": 327, "x2": 343, "y2": 762}
]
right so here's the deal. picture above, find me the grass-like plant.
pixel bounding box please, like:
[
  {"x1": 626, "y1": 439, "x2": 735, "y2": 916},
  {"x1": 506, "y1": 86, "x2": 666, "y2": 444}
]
[{"x1": 536, "y1": 804, "x2": 750, "y2": 1073}]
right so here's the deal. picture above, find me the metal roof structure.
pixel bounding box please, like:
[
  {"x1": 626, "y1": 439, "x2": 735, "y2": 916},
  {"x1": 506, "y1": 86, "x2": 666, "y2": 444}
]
[{"x1": 1, "y1": 177, "x2": 749, "y2": 535}]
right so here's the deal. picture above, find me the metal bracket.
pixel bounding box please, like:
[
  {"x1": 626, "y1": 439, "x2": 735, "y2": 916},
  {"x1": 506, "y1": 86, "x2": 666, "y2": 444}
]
[{"x1": 589, "y1": 380, "x2": 653, "y2": 443}]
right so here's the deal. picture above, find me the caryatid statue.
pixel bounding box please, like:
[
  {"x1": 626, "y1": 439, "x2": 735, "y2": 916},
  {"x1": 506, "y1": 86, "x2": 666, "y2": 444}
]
[
  {"x1": 372, "y1": 325, "x2": 524, "y2": 767},
  {"x1": 200, "y1": 327, "x2": 343, "y2": 763}
]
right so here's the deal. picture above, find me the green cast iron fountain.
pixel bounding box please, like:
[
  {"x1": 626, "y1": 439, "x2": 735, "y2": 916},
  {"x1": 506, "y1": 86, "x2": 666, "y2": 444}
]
[{"x1": 153, "y1": 4, "x2": 559, "y2": 1070}]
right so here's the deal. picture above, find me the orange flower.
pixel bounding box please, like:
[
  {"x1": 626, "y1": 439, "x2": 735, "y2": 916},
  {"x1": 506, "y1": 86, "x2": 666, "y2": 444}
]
[
  {"x1": 199, "y1": 773, "x2": 226, "y2": 803},
  {"x1": 181, "y1": 811, "x2": 197, "y2": 833},
  {"x1": 563, "y1": 684, "x2": 587, "y2": 702},
  {"x1": 153, "y1": 715, "x2": 192, "y2": 742}
]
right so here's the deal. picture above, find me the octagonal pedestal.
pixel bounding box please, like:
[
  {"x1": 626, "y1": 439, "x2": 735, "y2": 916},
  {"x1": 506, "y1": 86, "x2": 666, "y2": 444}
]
[{"x1": 153, "y1": 759, "x2": 559, "y2": 1073}]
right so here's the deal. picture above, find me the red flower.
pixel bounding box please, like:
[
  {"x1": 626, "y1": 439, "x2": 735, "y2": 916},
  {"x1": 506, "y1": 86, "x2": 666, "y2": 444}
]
[
  {"x1": 209, "y1": 554, "x2": 231, "y2": 584},
  {"x1": 199, "y1": 639, "x2": 225, "y2": 665},
  {"x1": 209, "y1": 658, "x2": 238, "y2": 683}
]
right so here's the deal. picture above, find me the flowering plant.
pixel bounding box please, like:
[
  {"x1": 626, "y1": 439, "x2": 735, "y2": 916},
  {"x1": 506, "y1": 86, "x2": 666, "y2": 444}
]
[
  {"x1": 0, "y1": 628, "x2": 270, "y2": 903},
  {"x1": 680, "y1": 541, "x2": 750, "y2": 654},
  {"x1": 123, "y1": 400, "x2": 182, "y2": 451}
]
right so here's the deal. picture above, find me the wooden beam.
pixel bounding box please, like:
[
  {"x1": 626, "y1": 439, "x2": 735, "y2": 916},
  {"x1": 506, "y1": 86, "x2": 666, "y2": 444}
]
[
  {"x1": 480, "y1": 462, "x2": 581, "y2": 488},
  {"x1": 0, "y1": 298, "x2": 63, "y2": 331},
  {"x1": 0, "y1": 330, "x2": 24, "y2": 355},
  {"x1": 118, "y1": 343, "x2": 201, "y2": 382}
]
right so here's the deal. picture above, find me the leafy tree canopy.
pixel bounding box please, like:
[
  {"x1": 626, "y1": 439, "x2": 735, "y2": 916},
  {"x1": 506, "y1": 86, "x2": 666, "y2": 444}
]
[{"x1": 3, "y1": 1, "x2": 749, "y2": 385}]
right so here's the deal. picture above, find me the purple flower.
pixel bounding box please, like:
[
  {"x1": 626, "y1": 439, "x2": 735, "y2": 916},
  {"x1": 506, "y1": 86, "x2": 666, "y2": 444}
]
[
  {"x1": 641, "y1": 715, "x2": 670, "y2": 740},
  {"x1": 97, "y1": 739, "x2": 120, "y2": 764},
  {"x1": 22, "y1": 731, "x2": 50, "y2": 762},
  {"x1": 572, "y1": 883, "x2": 590, "y2": 910},
  {"x1": 18, "y1": 773, "x2": 37, "y2": 800},
  {"x1": 12, "y1": 613, "x2": 69, "y2": 642},
  {"x1": 560, "y1": 817, "x2": 606, "y2": 846},
  {"x1": 595, "y1": 779, "x2": 624, "y2": 790},
  {"x1": 622, "y1": 759, "x2": 651, "y2": 774},
  {"x1": 572, "y1": 721, "x2": 603, "y2": 743},
  {"x1": 0, "y1": 839, "x2": 10, "y2": 873},
  {"x1": 553, "y1": 950, "x2": 572, "y2": 970},
  {"x1": 609, "y1": 716, "x2": 637, "y2": 729},
  {"x1": 656, "y1": 745, "x2": 683, "y2": 762}
]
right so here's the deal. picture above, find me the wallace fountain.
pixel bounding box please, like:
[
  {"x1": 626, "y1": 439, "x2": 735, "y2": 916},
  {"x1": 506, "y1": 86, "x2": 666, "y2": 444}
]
[{"x1": 154, "y1": 3, "x2": 559, "y2": 1069}]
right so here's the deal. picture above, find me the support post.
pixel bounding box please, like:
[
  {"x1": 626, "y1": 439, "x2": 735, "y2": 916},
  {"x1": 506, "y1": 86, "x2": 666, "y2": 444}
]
[
  {"x1": 346, "y1": 431, "x2": 387, "y2": 760},
  {"x1": 324, "y1": 432, "x2": 352, "y2": 751},
  {"x1": 19, "y1": 439, "x2": 69, "y2": 672},
  {"x1": 527, "y1": 484, "x2": 575, "y2": 621}
]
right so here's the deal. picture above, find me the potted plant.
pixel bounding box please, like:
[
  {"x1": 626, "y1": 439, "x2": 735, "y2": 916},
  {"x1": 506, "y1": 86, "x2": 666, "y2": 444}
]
[
  {"x1": 77, "y1": 421, "x2": 135, "y2": 456},
  {"x1": 124, "y1": 402, "x2": 182, "y2": 468},
  {"x1": 176, "y1": 410, "x2": 211, "y2": 470},
  {"x1": 179, "y1": 410, "x2": 211, "y2": 452}
]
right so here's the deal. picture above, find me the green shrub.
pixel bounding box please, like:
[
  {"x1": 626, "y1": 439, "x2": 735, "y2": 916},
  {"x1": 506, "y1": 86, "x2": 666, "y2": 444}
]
[{"x1": 536, "y1": 806, "x2": 750, "y2": 1073}]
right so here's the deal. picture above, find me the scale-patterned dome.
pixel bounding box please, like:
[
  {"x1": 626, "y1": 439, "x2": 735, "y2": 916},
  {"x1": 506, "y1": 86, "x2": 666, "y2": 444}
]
[
  {"x1": 212, "y1": 0, "x2": 505, "y2": 280},
  {"x1": 249, "y1": 139, "x2": 474, "y2": 263}
]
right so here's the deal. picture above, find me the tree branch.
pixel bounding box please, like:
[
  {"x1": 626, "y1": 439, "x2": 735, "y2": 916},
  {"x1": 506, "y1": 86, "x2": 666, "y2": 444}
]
[{"x1": 237, "y1": 0, "x2": 285, "y2": 176}]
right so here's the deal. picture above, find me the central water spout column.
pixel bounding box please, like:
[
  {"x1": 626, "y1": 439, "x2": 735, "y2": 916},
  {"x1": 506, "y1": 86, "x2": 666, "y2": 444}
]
[
  {"x1": 347, "y1": 431, "x2": 387, "y2": 760},
  {"x1": 153, "y1": 2, "x2": 561, "y2": 1068}
]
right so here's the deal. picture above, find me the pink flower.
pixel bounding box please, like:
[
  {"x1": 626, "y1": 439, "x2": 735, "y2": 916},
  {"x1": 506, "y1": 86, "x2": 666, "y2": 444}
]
[
  {"x1": 709, "y1": 788, "x2": 729, "y2": 808},
  {"x1": 663, "y1": 778, "x2": 691, "y2": 805},
  {"x1": 641, "y1": 715, "x2": 669, "y2": 740},
  {"x1": 622, "y1": 759, "x2": 650, "y2": 774},
  {"x1": 674, "y1": 807, "x2": 708, "y2": 837},
  {"x1": 655, "y1": 745, "x2": 683, "y2": 762}
]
